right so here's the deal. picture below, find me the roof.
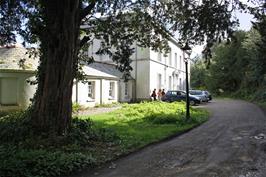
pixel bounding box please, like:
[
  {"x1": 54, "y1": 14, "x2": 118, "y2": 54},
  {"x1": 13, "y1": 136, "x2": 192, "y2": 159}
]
[
  {"x1": 82, "y1": 62, "x2": 126, "y2": 79},
  {"x1": 0, "y1": 45, "x2": 131, "y2": 80},
  {"x1": 0, "y1": 44, "x2": 38, "y2": 71}
]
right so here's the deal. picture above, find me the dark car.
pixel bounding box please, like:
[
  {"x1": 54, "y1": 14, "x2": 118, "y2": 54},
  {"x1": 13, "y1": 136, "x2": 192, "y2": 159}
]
[
  {"x1": 162, "y1": 90, "x2": 201, "y2": 105},
  {"x1": 203, "y1": 90, "x2": 212, "y2": 101}
]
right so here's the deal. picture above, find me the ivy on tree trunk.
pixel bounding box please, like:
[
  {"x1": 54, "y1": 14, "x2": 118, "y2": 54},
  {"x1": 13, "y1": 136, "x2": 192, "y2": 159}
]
[{"x1": 31, "y1": 0, "x2": 81, "y2": 135}]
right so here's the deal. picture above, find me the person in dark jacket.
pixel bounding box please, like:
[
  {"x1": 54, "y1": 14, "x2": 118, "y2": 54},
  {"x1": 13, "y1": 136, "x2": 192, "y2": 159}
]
[{"x1": 151, "y1": 89, "x2": 157, "y2": 101}]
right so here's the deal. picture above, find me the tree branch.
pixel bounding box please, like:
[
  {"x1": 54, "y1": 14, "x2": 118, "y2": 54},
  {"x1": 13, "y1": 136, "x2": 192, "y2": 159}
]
[
  {"x1": 80, "y1": 35, "x2": 91, "y2": 47},
  {"x1": 80, "y1": 1, "x2": 96, "y2": 20}
]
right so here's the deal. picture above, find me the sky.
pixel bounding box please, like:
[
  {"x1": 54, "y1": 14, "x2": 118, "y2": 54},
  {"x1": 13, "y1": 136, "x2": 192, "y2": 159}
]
[{"x1": 191, "y1": 11, "x2": 254, "y2": 58}]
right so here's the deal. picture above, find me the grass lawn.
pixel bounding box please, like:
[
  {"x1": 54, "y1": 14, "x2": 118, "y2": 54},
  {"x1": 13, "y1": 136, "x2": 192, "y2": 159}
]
[
  {"x1": 81, "y1": 101, "x2": 209, "y2": 156},
  {"x1": 0, "y1": 101, "x2": 208, "y2": 177}
]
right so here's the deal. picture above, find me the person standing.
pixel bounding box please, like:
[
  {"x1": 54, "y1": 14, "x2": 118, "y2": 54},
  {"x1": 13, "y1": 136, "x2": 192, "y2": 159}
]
[
  {"x1": 151, "y1": 89, "x2": 157, "y2": 101},
  {"x1": 162, "y1": 89, "x2": 165, "y2": 97},
  {"x1": 157, "y1": 89, "x2": 162, "y2": 101}
]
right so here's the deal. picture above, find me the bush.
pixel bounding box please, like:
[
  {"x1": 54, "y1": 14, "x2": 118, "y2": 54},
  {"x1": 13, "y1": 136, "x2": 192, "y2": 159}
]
[
  {"x1": 67, "y1": 117, "x2": 120, "y2": 145},
  {"x1": 0, "y1": 114, "x2": 120, "y2": 177},
  {"x1": 72, "y1": 103, "x2": 85, "y2": 113},
  {"x1": 252, "y1": 87, "x2": 266, "y2": 102},
  {"x1": 0, "y1": 110, "x2": 17, "y2": 118},
  {"x1": 0, "y1": 111, "x2": 32, "y2": 144},
  {"x1": 0, "y1": 146, "x2": 95, "y2": 177},
  {"x1": 67, "y1": 117, "x2": 97, "y2": 145}
]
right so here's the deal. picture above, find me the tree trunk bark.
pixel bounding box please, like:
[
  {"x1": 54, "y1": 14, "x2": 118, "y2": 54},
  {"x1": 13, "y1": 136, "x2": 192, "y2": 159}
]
[{"x1": 31, "y1": 0, "x2": 81, "y2": 135}]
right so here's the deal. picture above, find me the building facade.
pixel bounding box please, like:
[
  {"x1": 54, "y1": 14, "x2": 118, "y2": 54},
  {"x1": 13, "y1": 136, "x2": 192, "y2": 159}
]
[
  {"x1": 0, "y1": 38, "x2": 190, "y2": 109},
  {"x1": 80, "y1": 37, "x2": 190, "y2": 104},
  {"x1": 72, "y1": 62, "x2": 134, "y2": 107}
]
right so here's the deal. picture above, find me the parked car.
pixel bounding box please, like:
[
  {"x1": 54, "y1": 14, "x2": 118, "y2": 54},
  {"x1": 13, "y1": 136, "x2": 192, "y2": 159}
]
[
  {"x1": 162, "y1": 90, "x2": 201, "y2": 105},
  {"x1": 189, "y1": 90, "x2": 208, "y2": 102},
  {"x1": 203, "y1": 90, "x2": 212, "y2": 101}
]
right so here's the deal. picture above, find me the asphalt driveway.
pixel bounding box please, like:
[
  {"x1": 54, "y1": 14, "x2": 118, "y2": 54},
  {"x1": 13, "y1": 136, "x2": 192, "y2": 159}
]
[{"x1": 73, "y1": 99, "x2": 266, "y2": 177}]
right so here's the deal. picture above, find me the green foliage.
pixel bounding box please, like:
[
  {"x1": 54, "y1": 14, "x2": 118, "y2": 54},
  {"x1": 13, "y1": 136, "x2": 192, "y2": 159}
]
[
  {"x1": 67, "y1": 118, "x2": 120, "y2": 145},
  {"x1": 94, "y1": 102, "x2": 121, "y2": 108},
  {"x1": 205, "y1": 31, "x2": 247, "y2": 94},
  {"x1": 0, "y1": 146, "x2": 94, "y2": 177},
  {"x1": 87, "y1": 101, "x2": 209, "y2": 150},
  {"x1": 191, "y1": 26, "x2": 266, "y2": 103},
  {"x1": 0, "y1": 110, "x2": 17, "y2": 118},
  {"x1": 72, "y1": 103, "x2": 86, "y2": 113},
  {"x1": 0, "y1": 112, "x2": 120, "y2": 177},
  {"x1": 0, "y1": 102, "x2": 208, "y2": 177},
  {"x1": 0, "y1": 111, "x2": 32, "y2": 144},
  {"x1": 190, "y1": 60, "x2": 209, "y2": 90}
]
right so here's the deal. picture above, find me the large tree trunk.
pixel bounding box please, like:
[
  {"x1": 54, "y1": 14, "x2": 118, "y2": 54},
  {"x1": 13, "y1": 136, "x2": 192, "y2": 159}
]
[{"x1": 31, "y1": 0, "x2": 81, "y2": 135}]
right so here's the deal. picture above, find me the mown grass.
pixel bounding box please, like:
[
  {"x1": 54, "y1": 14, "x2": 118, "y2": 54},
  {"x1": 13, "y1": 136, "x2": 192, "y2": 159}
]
[{"x1": 0, "y1": 101, "x2": 208, "y2": 177}]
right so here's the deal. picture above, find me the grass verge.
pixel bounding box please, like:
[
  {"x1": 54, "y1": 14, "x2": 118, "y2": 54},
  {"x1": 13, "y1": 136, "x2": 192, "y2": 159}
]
[{"x1": 0, "y1": 102, "x2": 208, "y2": 177}]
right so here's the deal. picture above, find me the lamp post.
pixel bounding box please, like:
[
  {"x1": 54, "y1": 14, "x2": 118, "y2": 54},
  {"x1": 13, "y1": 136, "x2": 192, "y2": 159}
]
[{"x1": 182, "y1": 42, "x2": 192, "y2": 120}]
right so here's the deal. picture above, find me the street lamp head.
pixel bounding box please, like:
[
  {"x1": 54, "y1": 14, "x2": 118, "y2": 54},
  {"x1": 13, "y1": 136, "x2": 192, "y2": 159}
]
[{"x1": 182, "y1": 42, "x2": 192, "y2": 56}]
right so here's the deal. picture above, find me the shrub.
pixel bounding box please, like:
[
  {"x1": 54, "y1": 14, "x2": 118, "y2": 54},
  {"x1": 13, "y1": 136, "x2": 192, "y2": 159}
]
[
  {"x1": 0, "y1": 115, "x2": 120, "y2": 177},
  {"x1": 0, "y1": 110, "x2": 17, "y2": 118},
  {"x1": 0, "y1": 111, "x2": 32, "y2": 144},
  {"x1": 72, "y1": 103, "x2": 85, "y2": 113},
  {"x1": 67, "y1": 117, "x2": 120, "y2": 145},
  {"x1": 0, "y1": 146, "x2": 95, "y2": 177}
]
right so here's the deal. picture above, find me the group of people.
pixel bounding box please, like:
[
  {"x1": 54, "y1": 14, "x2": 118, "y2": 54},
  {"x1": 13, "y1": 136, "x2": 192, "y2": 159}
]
[{"x1": 151, "y1": 88, "x2": 165, "y2": 101}]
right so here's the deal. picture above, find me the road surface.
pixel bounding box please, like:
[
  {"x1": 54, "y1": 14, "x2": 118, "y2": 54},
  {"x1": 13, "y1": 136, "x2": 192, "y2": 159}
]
[{"x1": 73, "y1": 99, "x2": 266, "y2": 177}]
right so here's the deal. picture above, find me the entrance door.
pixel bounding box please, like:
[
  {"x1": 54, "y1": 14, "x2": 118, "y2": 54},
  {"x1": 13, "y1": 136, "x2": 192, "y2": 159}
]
[{"x1": 0, "y1": 78, "x2": 18, "y2": 105}]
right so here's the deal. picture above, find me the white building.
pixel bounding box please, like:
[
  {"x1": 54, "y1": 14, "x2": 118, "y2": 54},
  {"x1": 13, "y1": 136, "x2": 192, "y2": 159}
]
[
  {"x1": 0, "y1": 45, "x2": 37, "y2": 110},
  {"x1": 73, "y1": 37, "x2": 190, "y2": 106},
  {"x1": 0, "y1": 37, "x2": 190, "y2": 109},
  {"x1": 72, "y1": 62, "x2": 133, "y2": 107}
]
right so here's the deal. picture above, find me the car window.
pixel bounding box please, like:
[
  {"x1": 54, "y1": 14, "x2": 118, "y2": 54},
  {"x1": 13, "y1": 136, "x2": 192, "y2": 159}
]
[
  {"x1": 169, "y1": 91, "x2": 177, "y2": 95},
  {"x1": 180, "y1": 92, "x2": 186, "y2": 96},
  {"x1": 190, "y1": 90, "x2": 202, "y2": 95},
  {"x1": 166, "y1": 91, "x2": 177, "y2": 96},
  {"x1": 176, "y1": 91, "x2": 181, "y2": 95}
]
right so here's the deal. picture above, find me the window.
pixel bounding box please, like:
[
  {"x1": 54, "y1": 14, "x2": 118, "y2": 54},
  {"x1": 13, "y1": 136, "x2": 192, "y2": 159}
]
[
  {"x1": 180, "y1": 91, "x2": 186, "y2": 96},
  {"x1": 157, "y1": 52, "x2": 162, "y2": 61},
  {"x1": 0, "y1": 78, "x2": 18, "y2": 105},
  {"x1": 175, "y1": 53, "x2": 177, "y2": 68},
  {"x1": 179, "y1": 56, "x2": 182, "y2": 69},
  {"x1": 157, "y1": 74, "x2": 162, "y2": 89},
  {"x1": 168, "y1": 49, "x2": 172, "y2": 66},
  {"x1": 179, "y1": 78, "x2": 182, "y2": 90},
  {"x1": 88, "y1": 41, "x2": 94, "y2": 56},
  {"x1": 109, "y1": 82, "x2": 115, "y2": 99},
  {"x1": 169, "y1": 76, "x2": 172, "y2": 90},
  {"x1": 88, "y1": 81, "x2": 95, "y2": 99},
  {"x1": 125, "y1": 82, "x2": 128, "y2": 96}
]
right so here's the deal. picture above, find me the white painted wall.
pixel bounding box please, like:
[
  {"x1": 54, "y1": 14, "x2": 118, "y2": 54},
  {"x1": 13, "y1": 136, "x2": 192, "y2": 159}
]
[
  {"x1": 119, "y1": 80, "x2": 134, "y2": 102},
  {"x1": 72, "y1": 78, "x2": 119, "y2": 107},
  {"x1": 124, "y1": 38, "x2": 191, "y2": 100},
  {"x1": 84, "y1": 37, "x2": 190, "y2": 103},
  {"x1": 0, "y1": 71, "x2": 36, "y2": 109}
]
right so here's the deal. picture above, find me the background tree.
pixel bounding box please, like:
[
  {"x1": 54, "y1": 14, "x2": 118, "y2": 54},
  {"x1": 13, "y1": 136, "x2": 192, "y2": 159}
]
[
  {"x1": 191, "y1": 26, "x2": 265, "y2": 100},
  {"x1": 0, "y1": 0, "x2": 259, "y2": 135},
  {"x1": 190, "y1": 59, "x2": 208, "y2": 90}
]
